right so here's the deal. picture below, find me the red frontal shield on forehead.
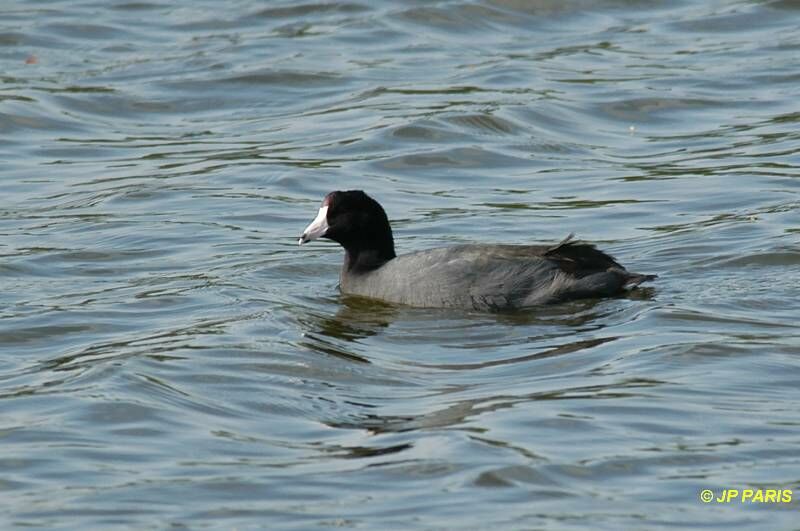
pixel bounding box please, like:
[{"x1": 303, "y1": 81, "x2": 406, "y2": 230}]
[{"x1": 322, "y1": 192, "x2": 337, "y2": 208}]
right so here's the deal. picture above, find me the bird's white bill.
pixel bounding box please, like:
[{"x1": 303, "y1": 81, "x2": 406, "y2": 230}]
[{"x1": 298, "y1": 205, "x2": 329, "y2": 245}]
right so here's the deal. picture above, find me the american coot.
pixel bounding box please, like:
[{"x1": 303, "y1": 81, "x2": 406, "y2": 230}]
[{"x1": 299, "y1": 190, "x2": 656, "y2": 311}]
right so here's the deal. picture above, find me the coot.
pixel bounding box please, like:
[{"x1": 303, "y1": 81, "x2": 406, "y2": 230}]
[{"x1": 299, "y1": 190, "x2": 655, "y2": 310}]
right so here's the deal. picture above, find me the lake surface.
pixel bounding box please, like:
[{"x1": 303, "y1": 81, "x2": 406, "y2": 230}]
[{"x1": 2, "y1": 0, "x2": 799, "y2": 528}]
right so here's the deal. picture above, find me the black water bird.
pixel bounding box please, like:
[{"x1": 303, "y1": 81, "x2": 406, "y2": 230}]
[{"x1": 299, "y1": 190, "x2": 656, "y2": 311}]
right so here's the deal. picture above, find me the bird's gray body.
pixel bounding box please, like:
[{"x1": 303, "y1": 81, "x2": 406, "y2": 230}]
[{"x1": 340, "y1": 239, "x2": 651, "y2": 311}]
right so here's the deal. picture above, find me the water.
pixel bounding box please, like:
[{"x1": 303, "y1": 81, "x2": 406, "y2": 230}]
[{"x1": 2, "y1": 0, "x2": 799, "y2": 528}]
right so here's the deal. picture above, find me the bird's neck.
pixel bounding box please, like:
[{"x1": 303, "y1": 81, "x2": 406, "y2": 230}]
[{"x1": 344, "y1": 245, "x2": 395, "y2": 273}]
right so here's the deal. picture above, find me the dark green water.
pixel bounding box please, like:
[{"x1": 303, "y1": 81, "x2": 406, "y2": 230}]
[{"x1": 2, "y1": 0, "x2": 799, "y2": 528}]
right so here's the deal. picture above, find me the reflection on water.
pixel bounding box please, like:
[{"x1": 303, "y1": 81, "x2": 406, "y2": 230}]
[
  {"x1": 330, "y1": 376, "x2": 666, "y2": 435},
  {"x1": 2, "y1": 0, "x2": 799, "y2": 528}
]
